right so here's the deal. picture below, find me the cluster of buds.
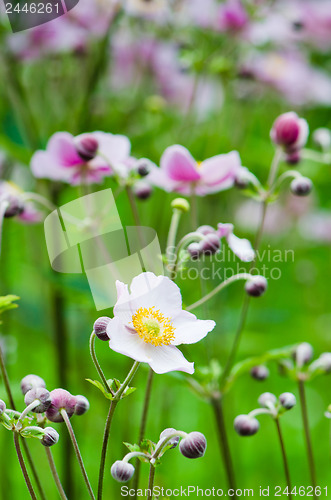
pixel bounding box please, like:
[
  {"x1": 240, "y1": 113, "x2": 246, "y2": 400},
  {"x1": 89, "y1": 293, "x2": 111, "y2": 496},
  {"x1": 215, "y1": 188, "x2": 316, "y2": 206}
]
[
  {"x1": 279, "y1": 342, "x2": 331, "y2": 382},
  {"x1": 111, "y1": 428, "x2": 207, "y2": 483},
  {"x1": 234, "y1": 391, "x2": 296, "y2": 437}
]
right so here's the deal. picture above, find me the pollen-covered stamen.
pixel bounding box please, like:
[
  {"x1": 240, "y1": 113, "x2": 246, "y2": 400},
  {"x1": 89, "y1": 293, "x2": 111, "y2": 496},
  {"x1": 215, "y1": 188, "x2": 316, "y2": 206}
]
[{"x1": 131, "y1": 307, "x2": 175, "y2": 346}]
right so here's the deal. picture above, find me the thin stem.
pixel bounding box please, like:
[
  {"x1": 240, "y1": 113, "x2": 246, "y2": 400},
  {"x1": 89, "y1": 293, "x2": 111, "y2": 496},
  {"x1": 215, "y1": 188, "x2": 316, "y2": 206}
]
[
  {"x1": 275, "y1": 419, "x2": 292, "y2": 499},
  {"x1": 45, "y1": 448, "x2": 68, "y2": 500},
  {"x1": 166, "y1": 209, "x2": 182, "y2": 277},
  {"x1": 298, "y1": 380, "x2": 317, "y2": 495},
  {"x1": 0, "y1": 344, "x2": 16, "y2": 409},
  {"x1": 132, "y1": 368, "x2": 154, "y2": 498},
  {"x1": 13, "y1": 432, "x2": 37, "y2": 500},
  {"x1": 187, "y1": 273, "x2": 252, "y2": 312},
  {"x1": 89, "y1": 332, "x2": 113, "y2": 395},
  {"x1": 190, "y1": 192, "x2": 198, "y2": 228},
  {"x1": 0, "y1": 201, "x2": 9, "y2": 258},
  {"x1": 211, "y1": 398, "x2": 237, "y2": 495},
  {"x1": 147, "y1": 464, "x2": 156, "y2": 500},
  {"x1": 267, "y1": 147, "x2": 283, "y2": 188},
  {"x1": 301, "y1": 149, "x2": 331, "y2": 164},
  {"x1": 60, "y1": 410, "x2": 96, "y2": 500},
  {"x1": 16, "y1": 400, "x2": 39, "y2": 430}
]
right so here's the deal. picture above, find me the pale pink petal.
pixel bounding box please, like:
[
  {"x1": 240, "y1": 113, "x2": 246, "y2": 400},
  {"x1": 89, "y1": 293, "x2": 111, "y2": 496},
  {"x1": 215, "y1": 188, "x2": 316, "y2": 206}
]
[
  {"x1": 172, "y1": 310, "x2": 216, "y2": 345},
  {"x1": 47, "y1": 132, "x2": 82, "y2": 167},
  {"x1": 216, "y1": 223, "x2": 234, "y2": 239},
  {"x1": 227, "y1": 232, "x2": 255, "y2": 262},
  {"x1": 147, "y1": 163, "x2": 181, "y2": 192},
  {"x1": 30, "y1": 151, "x2": 74, "y2": 182},
  {"x1": 161, "y1": 145, "x2": 201, "y2": 182},
  {"x1": 107, "y1": 317, "x2": 153, "y2": 363},
  {"x1": 198, "y1": 151, "x2": 241, "y2": 191},
  {"x1": 146, "y1": 344, "x2": 194, "y2": 374},
  {"x1": 92, "y1": 132, "x2": 131, "y2": 165}
]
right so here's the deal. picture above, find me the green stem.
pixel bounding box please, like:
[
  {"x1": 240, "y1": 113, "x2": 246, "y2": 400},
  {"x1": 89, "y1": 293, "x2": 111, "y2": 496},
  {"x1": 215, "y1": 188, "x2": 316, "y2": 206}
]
[
  {"x1": 298, "y1": 380, "x2": 317, "y2": 495},
  {"x1": 45, "y1": 448, "x2": 68, "y2": 500},
  {"x1": 167, "y1": 209, "x2": 183, "y2": 278},
  {"x1": 147, "y1": 464, "x2": 155, "y2": 500},
  {"x1": 13, "y1": 433, "x2": 37, "y2": 500},
  {"x1": 275, "y1": 419, "x2": 292, "y2": 499},
  {"x1": 60, "y1": 410, "x2": 96, "y2": 500},
  {"x1": 89, "y1": 332, "x2": 113, "y2": 395}
]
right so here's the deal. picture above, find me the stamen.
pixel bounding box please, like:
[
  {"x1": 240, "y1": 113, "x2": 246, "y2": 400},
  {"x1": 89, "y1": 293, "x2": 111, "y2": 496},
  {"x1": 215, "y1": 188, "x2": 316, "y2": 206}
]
[{"x1": 131, "y1": 307, "x2": 175, "y2": 346}]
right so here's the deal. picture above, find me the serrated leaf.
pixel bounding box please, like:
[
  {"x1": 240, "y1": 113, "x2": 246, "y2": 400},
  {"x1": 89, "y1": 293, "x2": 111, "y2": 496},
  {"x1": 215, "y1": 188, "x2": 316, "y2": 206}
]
[{"x1": 86, "y1": 379, "x2": 113, "y2": 400}]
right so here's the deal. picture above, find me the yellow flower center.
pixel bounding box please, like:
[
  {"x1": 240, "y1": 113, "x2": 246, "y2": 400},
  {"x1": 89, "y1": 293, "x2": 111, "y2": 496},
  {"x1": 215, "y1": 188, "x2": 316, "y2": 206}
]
[{"x1": 131, "y1": 307, "x2": 175, "y2": 346}]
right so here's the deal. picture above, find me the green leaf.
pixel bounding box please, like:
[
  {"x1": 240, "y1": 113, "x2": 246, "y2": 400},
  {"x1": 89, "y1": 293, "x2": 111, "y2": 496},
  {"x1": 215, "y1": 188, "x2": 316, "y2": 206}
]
[
  {"x1": 120, "y1": 386, "x2": 137, "y2": 399},
  {"x1": 20, "y1": 426, "x2": 45, "y2": 440},
  {"x1": 85, "y1": 379, "x2": 113, "y2": 400},
  {"x1": 0, "y1": 296, "x2": 20, "y2": 320}
]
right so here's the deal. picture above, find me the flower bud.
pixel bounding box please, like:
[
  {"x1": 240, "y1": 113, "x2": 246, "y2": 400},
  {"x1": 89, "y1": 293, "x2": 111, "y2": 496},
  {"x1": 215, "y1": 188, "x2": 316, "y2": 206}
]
[
  {"x1": 313, "y1": 128, "x2": 331, "y2": 151},
  {"x1": 179, "y1": 432, "x2": 207, "y2": 459},
  {"x1": 171, "y1": 198, "x2": 190, "y2": 213},
  {"x1": 93, "y1": 316, "x2": 111, "y2": 341},
  {"x1": 41, "y1": 427, "x2": 59, "y2": 447},
  {"x1": 187, "y1": 242, "x2": 202, "y2": 260},
  {"x1": 285, "y1": 151, "x2": 301, "y2": 165},
  {"x1": 0, "y1": 400, "x2": 6, "y2": 415},
  {"x1": 111, "y1": 461, "x2": 135, "y2": 482},
  {"x1": 200, "y1": 233, "x2": 220, "y2": 255},
  {"x1": 270, "y1": 112, "x2": 309, "y2": 152},
  {"x1": 293, "y1": 342, "x2": 313, "y2": 367},
  {"x1": 74, "y1": 395, "x2": 90, "y2": 416},
  {"x1": 20, "y1": 375, "x2": 46, "y2": 396},
  {"x1": 234, "y1": 415, "x2": 259, "y2": 436},
  {"x1": 196, "y1": 225, "x2": 215, "y2": 236},
  {"x1": 3, "y1": 196, "x2": 24, "y2": 218},
  {"x1": 136, "y1": 161, "x2": 150, "y2": 177},
  {"x1": 46, "y1": 389, "x2": 77, "y2": 423},
  {"x1": 279, "y1": 392, "x2": 296, "y2": 410},
  {"x1": 245, "y1": 276, "x2": 267, "y2": 297},
  {"x1": 314, "y1": 352, "x2": 331, "y2": 373},
  {"x1": 290, "y1": 177, "x2": 312, "y2": 196},
  {"x1": 75, "y1": 135, "x2": 99, "y2": 161},
  {"x1": 24, "y1": 388, "x2": 52, "y2": 413},
  {"x1": 258, "y1": 392, "x2": 277, "y2": 408},
  {"x1": 159, "y1": 428, "x2": 180, "y2": 449},
  {"x1": 133, "y1": 181, "x2": 152, "y2": 200},
  {"x1": 251, "y1": 365, "x2": 269, "y2": 381}
]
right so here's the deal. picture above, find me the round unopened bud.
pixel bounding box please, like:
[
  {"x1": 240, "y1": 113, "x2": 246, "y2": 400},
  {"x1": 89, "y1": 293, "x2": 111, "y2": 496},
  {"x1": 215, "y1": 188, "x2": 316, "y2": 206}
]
[
  {"x1": 111, "y1": 461, "x2": 135, "y2": 483},
  {"x1": 187, "y1": 242, "x2": 202, "y2": 260},
  {"x1": 234, "y1": 415, "x2": 259, "y2": 436},
  {"x1": 0, "y1": 400, "x2": 6, "y2": 415},
  {"x1": 133, "y1": 181, "x2": 152, "y2": 200},
  {"x1": 258, "y1": 392, "x2": 277, "y2": 408},
  {"x1": 196, "y1": 225, "x2": 215, "y2": 236},
  {"x1": 290, "y1": 177, "x2": 312, "y2": 196},
  {"x1": 245, "y1": 276, "x2": 267, "y2": 297},
  {"x1": 251, "y1": 365, "x2": 269, "y2": 381},
  {"x1": 93, "y1": 316, "x2": 111, "y2": 341},
  {"x1": 137, "y1": 161, "x2": 150, "y2": 177},
  {"x1": 20, "y1": 375, "x2": 46, "y2": 396},
  {"x1": 279, "y1": 392, "x2": 296, "y2": 410},
  {"x1": 293, "y1": 342, "x2": 313, "y2": 367},
  {"x1": 200, "y1": 233, "x2": 220, "y2": 255},
  {"x1": 24, "y1": 388, "x2": 51, "y2": 413},
  {"x1": 74, "y1": 395, "x2": 90, "y2": 416},
  {"x1": 46, "y1": 389, "x2": 77, "y2": 423},
  {"x1": 171, "y1": 198, "x2": 190, "y2": 213},
  {"x1": 285, "y1": 151, "x2": 301, "y2": 165},
  {"x1": 75, "y1": 135, "x2": 99, "y2": 161},
  {"x1": 159, "y1": 428, "x2": 180, "y2": 449},
  {"x1": 315, "y1": 352, "x2": 331, "y2": 373},
  {"x1": 313, "y1": 128, "x2": 331, "y2": 151},
  {"x1": 270, "y1": 112, "x2": 309, "y2": 151},
  {"x1": 179, "y1": 432, "x2": 207, "y2": 459},
  {"x1": 41, "y1": 427, "x2": 59, "y2": 447},
  {"x1": 4, "y1": 196, "x2": 24, "y2": 218}
]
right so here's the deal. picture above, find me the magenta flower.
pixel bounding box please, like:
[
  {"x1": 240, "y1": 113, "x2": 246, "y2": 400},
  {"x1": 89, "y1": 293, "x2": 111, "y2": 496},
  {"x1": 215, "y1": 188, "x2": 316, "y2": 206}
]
[
  {"x1": 31, "y1": 131, "x2": 131, "y2": 185},
  {"x1": 217, "y1": 0, "x2": 249, "y2": 32},
  {"x1": 0, "y1": 181, "x2": 41, "y2": 223},
  {"x1": 149, "y1": 145, "x2": 241, "y2": 196}
]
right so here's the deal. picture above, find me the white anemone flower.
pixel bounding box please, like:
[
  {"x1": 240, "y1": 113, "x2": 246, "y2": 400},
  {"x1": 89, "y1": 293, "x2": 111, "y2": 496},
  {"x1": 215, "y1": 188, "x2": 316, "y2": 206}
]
[{"x1": 107, "y1": 272, "x2": 215, "y2": 374}]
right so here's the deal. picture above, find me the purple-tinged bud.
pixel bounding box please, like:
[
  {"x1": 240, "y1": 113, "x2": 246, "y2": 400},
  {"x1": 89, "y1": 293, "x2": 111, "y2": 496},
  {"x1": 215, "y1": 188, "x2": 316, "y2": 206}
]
[
  {"x1": 270, "y1": 112, "x2": 309, "y2": 151},
  {"x1": 234, "y1": 415, "x2": 259, "y2": 436},
  {"x1": 46, "y1": 389, "x2": 77, "y2": 423},
  {"x1": 293, "y1": 342, "x2": 313, "y2": 367},
  {"x1": 290, "y1": 177, "x2": 312, "y2": 196},
  {"x1": 251, "y1": 365, "x2": 269, "y2": 381},
  {"x1": 75, "y1": 135, "x2": 99, "y2": 162},
  {"x1": 133, "y1": 181, "x2": 152, "y2": 200},
  {"x1": 0, "y1": 400, "x2": 6, "y2": 415},
  {"x1": 111, "y1": 461, "x2": 135, "y2": 482},
  {"x1": 187, "y1": 242, "x2": 202, "y2": 260},
  {"x1": 179, "y1": 432, "x2": 207, "y2": 459},
  {"x1": 258, "y1": 392, "x2": 277, "y2": 408},
  {"x1": 245, "y1": 276, "x2": 267, "y2": 297},
  {"x1": 41, "y1": 427, "x2": 59, "y2": 447},
  {"x1": 136, "y1": 161, "x2": 150, "y2": 177},
  {"x1": 159, "y1": 428, "x2": 180, "y2": 449},
  {"x1": 3, "y1": 196, "x2": 24, "y2": 218},
  {"x1": 279, "y1": 392, "x2": 296, "y2": 410},
  {"x1": 285, "y1": 151, "x2": 301, "y2": 165},
  {"x1": 196, "y1": 225, "x2": 215, "y2": 236},
  {"x1": 24, "y1": 388, "x2": 51, "y2": 413},
  {"x1": 93, "y1": 316, "x2": 111, "y2": 341},
  {"x1": 313, "y1": 128, "x2": 331, "y2": 151},
  {"x1": 200, "y1": 233, "x2": 220, "y2": 255},
  {"x1": 74, "y1": 395, "x2": 90, "y2": 416},
  {"x1": 20, "y1": 375, "x2": 46, "y2": 396}
]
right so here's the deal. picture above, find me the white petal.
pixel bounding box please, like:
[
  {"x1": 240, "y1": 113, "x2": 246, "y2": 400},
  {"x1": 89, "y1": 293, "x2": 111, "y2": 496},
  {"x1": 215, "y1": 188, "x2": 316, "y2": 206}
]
[
  {"x1": 172, "y1": 310, "x2": 216, "y2": 345},
  {"x1": 146, "y1": 344, "x2": 194, "y2": 374},
  {"x1": 107, "y1": 317, "x2": 151, "y2": 363},
  {"x1": 227, "y1": 233, "x2": 255, "y2": 262}
]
